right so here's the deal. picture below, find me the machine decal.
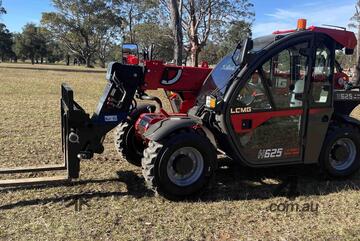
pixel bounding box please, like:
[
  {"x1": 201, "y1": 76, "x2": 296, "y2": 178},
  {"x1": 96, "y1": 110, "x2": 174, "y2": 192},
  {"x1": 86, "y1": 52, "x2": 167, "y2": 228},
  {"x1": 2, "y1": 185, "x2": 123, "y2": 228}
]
[
  {"x1": 283, "y1": 147, "x2": 300, "y2": 157},
  {"x1": 258, "y1": 148, "x2": 283, "y2": 159},
  {"x1": 230, "y1": 107, "x2": 252, "y2": 114},
  {"x1": 161, "y1": 69, "x2": 183, "y2": 85},
  {"x1": 104, "y1": 115, "x2": 118, "y2": 122},
  {"x1": 334, "y1": 91, "x2": 360, "y2": 101}
]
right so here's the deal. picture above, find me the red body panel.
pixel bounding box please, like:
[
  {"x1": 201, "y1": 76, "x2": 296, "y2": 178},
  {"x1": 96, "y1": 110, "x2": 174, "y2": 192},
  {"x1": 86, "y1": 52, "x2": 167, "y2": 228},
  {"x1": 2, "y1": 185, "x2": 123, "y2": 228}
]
[
  {"x1": 143, "y1": 60, "x2": 212, "y2": 91},
  {"x1": 141, "y1": 60, "x2": 212, "y2": 114},
  {"x1": 135, "y1": 112, "x2": 188, "y2": 137}
]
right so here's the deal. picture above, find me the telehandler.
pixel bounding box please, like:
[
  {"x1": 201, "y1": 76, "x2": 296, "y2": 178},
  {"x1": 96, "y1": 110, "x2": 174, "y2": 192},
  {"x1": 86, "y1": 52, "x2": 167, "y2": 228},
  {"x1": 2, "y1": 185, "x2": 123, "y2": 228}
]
[{"x1": 1, "y1": 19, "x2": 359, "y2": 200}]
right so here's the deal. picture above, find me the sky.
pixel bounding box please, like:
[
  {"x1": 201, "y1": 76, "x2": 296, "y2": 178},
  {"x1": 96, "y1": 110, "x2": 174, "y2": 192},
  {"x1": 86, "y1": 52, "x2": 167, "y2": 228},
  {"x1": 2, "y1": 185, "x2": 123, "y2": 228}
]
[{"x1": 0, "y1": 0, "x2": 357, "y2": 37}]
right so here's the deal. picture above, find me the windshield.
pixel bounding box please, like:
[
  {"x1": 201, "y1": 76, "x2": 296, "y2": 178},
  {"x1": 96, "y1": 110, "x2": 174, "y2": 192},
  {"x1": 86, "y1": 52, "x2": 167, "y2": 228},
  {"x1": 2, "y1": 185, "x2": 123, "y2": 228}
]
[
  {"x1": 196, "y1": 35, "x2": 277, "y2": 106},
  {"x1": 197, "y1": 54, "x2": 238, "y2": 105}
]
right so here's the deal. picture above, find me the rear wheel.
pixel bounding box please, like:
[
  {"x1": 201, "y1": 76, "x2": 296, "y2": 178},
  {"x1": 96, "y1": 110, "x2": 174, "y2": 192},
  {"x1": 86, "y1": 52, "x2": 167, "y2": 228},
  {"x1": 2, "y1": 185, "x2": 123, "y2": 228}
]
[
  {"x1": 320, "y1": 124, "x2": 360, "y2": 177},
  {"x1": 142, "y1": 131, "x2": 216, "y2": 200}
]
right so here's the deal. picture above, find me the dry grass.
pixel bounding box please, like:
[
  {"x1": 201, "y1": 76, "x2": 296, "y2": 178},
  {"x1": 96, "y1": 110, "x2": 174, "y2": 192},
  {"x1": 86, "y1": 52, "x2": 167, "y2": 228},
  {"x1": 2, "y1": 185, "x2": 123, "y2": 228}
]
[{"x1": 1, "y1": 63, "x2": 360, "y2": 241}]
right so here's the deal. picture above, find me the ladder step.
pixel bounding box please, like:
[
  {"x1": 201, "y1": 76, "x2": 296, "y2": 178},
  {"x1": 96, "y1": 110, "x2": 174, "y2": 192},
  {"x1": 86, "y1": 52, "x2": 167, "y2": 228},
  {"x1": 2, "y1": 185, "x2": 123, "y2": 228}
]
[
  {"x1": 0, "y1": 176, "x2": 69, "y2": 187},
  {"x1": 0, "y1": 165, "x2": 66, "y2": 174}
]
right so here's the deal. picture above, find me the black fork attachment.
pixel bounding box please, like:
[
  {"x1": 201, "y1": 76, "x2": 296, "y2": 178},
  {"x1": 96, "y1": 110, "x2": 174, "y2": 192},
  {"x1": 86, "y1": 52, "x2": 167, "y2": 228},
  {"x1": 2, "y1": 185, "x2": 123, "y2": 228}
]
[{"x1": 0, "y1": 62, "x2": 143, "y2": 186}]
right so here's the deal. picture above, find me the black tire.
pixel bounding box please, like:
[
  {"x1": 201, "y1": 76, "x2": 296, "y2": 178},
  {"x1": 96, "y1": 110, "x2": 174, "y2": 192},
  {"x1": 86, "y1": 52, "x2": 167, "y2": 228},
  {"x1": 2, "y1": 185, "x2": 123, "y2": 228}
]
[
  {"x1": 114, "y1": 104, "x2": 155, "y2": 166},
  {"x1": 142, "y1": 131, "x2": 216, "y2": 200},
  {"x1": 320, "y1": 124, "x2": 360, "y2": 177},
  {"x1": 114, "y1": 121, "x2": 145, "y2": 166}
]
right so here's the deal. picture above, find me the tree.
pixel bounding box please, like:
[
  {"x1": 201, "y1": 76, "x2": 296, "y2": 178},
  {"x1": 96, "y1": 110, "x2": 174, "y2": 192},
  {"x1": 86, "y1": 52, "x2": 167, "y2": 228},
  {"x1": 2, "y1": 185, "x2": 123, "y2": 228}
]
[
  {"x1": 133, "y1": 23, "x2": 174, "y2": 61},
  {"x1": 0, "y1": 0, "x2": 6, "y2": 15},
  {"x1": 350, "y1": 0, "x2": 360, "y2": 85},
  {"x1": 13, "y1": 33, "x2": 26, "y2": 62},
  {"x1": 180, "y1": 0, "x2": 253, "y2": 67},
  {"x1": 42, "y1": 0, "x2": 122, "y2": 67},
  {"x1": 112, "y1": 0, "x2": 159, "y2": 42},
  {"x1": 0, "y1": 23, "x2": 13, "y2": 61},
  {"x1": 13, "y1": 23, "x2": 47, "y2": 64},
  {"x1": 168, "y1": 0, "x2": 184, "y2": 65}
]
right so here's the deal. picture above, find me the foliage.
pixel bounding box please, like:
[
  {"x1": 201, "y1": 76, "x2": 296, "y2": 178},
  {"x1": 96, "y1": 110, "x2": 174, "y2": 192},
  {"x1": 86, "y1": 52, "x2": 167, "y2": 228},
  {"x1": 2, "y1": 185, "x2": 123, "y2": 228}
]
[
  {"x1": 42, "y1": 0, "x2": 122, "y2": 67},
  {"x1": 133, "y1": 23, "x2": 173, "y2": 62},
  {"x1": 1, "y1": 0, "x2": 254, "y2": 67},
  {"x1": 177, "y1": 0, "x2": 254, "y2": 66},
  {"x1": 0, "y1": 0, "x2": 6, "y2": 15},
  {"x1": 0, "y1": 23, "x2": 13, "y2": 61},
  {"x1": 12, "y1": 24, "x2": 48, "y2": 64},
  {"x1": 349, "y1": 0, "x2": 360, "y2": 84}
]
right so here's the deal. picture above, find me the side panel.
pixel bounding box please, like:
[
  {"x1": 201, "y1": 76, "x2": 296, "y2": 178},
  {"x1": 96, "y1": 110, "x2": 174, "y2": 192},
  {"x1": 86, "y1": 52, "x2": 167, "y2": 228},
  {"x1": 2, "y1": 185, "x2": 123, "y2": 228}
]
[
  {"x1": 303, "y1": 108, "x2": 333, "y2": 163},
  {"x1": 230, "y1": 110, "x2": 303, "y2": 164}
]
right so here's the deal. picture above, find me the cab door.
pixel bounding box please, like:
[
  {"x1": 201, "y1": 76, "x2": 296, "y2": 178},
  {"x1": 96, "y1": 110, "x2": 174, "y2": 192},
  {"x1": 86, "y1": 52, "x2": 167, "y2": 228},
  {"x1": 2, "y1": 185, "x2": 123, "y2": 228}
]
[
  {"x1": 303, "y1": 35, "x2": 335, "y2": 163},
  {"x1": 227, "y1": 38, "x2": 312, "y2": 166}
]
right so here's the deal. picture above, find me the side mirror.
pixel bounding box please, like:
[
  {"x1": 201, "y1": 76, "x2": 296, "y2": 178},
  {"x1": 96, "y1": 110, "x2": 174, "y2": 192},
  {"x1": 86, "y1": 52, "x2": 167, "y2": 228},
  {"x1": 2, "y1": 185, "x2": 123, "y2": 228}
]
[{"x1": 122, "y1": 43, "x2": 139, "y2": 64}]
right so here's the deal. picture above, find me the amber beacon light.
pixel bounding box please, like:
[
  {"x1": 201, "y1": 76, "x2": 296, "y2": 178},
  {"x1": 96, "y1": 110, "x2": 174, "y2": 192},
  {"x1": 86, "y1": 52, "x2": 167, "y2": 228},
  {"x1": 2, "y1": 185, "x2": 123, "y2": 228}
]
[{"x1": 297, "y1": 19, "x2": 307, "y2": 30}]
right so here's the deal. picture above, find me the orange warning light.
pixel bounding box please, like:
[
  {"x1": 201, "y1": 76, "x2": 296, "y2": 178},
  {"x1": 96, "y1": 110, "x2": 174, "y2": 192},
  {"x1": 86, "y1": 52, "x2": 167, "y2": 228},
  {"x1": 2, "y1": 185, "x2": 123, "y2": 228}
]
[{"x1": 297, "y1": 19, "x2": 307, "y2": 30}]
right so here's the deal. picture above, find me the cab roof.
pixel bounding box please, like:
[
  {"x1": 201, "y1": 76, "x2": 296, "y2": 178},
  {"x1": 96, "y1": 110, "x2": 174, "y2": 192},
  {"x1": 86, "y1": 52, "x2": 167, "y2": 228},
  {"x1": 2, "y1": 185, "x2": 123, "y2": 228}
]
[{"x1": 272, "y1": 26, "x2": 357, "y2": 49}]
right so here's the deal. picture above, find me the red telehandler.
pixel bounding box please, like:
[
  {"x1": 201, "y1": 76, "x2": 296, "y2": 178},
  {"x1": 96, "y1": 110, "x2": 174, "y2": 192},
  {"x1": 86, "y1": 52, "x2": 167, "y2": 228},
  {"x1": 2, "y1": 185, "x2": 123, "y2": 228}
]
[{"x1": 1, "y1": 19, "x2": 360, "y2": 200}]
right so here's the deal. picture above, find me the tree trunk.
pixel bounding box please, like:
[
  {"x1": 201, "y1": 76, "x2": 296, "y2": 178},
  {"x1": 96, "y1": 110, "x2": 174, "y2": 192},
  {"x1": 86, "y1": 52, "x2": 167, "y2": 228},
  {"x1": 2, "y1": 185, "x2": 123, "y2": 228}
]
[
  {"x1": 355, "y1": 55, "x2": 360, "y2": 85},
  {"x1": 169, "y1": 0, "x2": 183, "y2": 66},
  {"x1": 31, "y1": 57, "x2": 34, "y2": 65},
  {"x1": 189, "y1": 0, "x2": 200, "y2": 67},
  {"x1": 99, "y1": 57, "x2": 106, "y2": 68},
  {"x1": 190, "y1": 45, "x2": 200, "y2": 67},
  {"x1": 66, "y1": 55, "x2": 70, "y2": 66},
  {"x1": 85, "y1": 55, "x2": 92, "y2": 68},
  {"x1": 355, "y1": 24, "x2": 360, "y2": 85}
]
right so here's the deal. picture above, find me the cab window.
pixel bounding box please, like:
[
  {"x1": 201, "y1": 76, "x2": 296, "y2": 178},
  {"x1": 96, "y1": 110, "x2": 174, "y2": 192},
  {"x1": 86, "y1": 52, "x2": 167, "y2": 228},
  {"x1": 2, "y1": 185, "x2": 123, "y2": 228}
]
[
  {"x1": 235, "y1": 70, "x2": 271, "y2": 110},
  {"x1": 262, "y1": 42, "x2": 309, "y2": 109},
  {"x1": 311, "y1": 44, "x2": 332, "y2": 104}
]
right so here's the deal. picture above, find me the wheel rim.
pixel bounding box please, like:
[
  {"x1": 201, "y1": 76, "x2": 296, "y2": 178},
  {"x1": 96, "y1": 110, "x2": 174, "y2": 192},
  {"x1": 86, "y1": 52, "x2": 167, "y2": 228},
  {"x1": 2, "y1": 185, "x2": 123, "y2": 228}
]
[
  {"x1": 329, "y1": 138, "x2": 357, "y2": 171},
  {"x1": 166, "y1": 147, "x2": 204, "y2": 187}
]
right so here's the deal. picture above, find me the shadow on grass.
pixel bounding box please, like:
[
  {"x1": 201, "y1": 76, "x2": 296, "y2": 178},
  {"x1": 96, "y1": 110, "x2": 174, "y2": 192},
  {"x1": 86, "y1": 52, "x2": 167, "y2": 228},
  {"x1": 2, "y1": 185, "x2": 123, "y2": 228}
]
[
  {"x1": 1, "y1": 163, "x2": 360, "y2": 209},
  {"x1": 0, "y1": 171, "x2": 153, "y2": 210},
  {"x1": 198, "y1": 159, "x2": 360, "y2": 201}
]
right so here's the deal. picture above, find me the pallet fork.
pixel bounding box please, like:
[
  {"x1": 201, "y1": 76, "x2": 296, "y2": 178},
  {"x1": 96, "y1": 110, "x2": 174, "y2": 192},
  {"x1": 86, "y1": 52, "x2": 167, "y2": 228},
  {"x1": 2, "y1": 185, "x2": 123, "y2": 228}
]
[
  {"x1": 0, "y1": 84, "x2": 82, "y2": 186},
  {"x1": 0, "y1": 63, "x2": 143, "y2": 187}
]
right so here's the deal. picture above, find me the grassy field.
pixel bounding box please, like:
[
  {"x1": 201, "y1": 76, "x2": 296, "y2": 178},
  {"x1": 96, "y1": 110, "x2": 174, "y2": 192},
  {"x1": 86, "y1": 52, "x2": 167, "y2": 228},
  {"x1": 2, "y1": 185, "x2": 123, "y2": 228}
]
[{"x1": 1, "y1": 63, "x2": 360, "y2": 240}]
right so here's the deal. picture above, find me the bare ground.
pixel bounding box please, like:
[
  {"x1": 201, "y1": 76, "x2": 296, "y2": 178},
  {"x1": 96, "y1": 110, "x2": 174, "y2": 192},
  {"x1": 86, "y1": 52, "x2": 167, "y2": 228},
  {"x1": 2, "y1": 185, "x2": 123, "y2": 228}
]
[{"x1": 0, "y1": 63, "x2": 360, "y2": 241}]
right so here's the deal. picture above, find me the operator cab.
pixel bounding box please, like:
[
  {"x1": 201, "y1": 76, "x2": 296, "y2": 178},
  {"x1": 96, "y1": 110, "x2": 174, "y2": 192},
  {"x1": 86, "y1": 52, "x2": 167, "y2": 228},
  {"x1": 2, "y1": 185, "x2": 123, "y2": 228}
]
[{"x1": 197, "y1": 19, "x2": 357, "y2": 167}]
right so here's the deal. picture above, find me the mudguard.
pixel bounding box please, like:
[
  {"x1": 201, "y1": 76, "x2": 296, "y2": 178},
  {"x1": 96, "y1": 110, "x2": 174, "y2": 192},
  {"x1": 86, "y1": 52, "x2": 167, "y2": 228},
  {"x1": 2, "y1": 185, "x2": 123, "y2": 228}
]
[
  {"x1": 143, "y1": 117, "x2": 200, "y2": 142},
  {"x1": 333, "y1": 113, "x2": 360, "y2": 127}
]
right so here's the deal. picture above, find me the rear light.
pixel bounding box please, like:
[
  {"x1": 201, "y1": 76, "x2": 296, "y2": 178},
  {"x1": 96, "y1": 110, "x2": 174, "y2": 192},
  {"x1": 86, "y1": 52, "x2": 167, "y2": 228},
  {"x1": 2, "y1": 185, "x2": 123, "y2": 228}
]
[{"x1": 297, "y1": 19, "x2": 307, "y2": 30}]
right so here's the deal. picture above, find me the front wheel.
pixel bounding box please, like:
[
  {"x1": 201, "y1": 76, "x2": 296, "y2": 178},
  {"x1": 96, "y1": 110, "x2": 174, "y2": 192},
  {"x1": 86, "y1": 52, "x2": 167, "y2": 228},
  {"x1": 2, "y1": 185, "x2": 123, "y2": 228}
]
[
  {"x1": 320, "y1": 124, "x2": 360, "y2": 177},
  {"x1": 142, "y1": 131, "x2": 216, "y2": 200}
]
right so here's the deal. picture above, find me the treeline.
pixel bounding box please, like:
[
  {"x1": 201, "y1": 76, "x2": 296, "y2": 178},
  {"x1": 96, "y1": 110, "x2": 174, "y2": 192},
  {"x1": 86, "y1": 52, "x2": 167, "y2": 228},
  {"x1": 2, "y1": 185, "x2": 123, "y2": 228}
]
[{"x1": 0, "y1": 0, "x2": 254, "y2": 67}]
